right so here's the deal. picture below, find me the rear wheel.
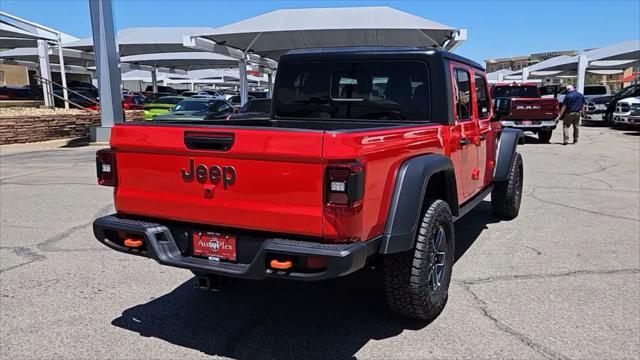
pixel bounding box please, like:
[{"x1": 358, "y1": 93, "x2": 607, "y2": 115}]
[
  {"x1": 537, "y1": 130, "x2": 552, "y2": 143},
  {"x1": 383, "y1": 199, "x2": 455, "y2": 320},
  {"x1": 492, "y1": 152, "x2": 523, "y2": 220}
]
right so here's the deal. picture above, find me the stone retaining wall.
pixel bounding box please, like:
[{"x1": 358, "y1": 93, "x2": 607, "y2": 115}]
[{"x1": 0, "y1": 110, "x2": 144, "y2": 145}]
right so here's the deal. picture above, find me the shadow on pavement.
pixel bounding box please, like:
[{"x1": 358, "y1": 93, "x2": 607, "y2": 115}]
[
  {"x1": 454, "y1": 201, "x2": 498, "y2": 261},
  {"x1": 111, "y1": 201, "x2": 498, "y2": 359},
  {"x1": 59, "y1": 137, "x2": 91, "y2": 148}
]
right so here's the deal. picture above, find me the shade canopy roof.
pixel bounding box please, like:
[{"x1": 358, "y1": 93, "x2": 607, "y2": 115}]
[
  {"x1": 586, "y1": 40, "x2": 640, "y2": 61},
  {"x1": 194, "y1": 6, "x2": 461, "y2": 60},
  {"x1": 120, "y1": 52, "x2": 239, "y2": 71},
  {"x1": 486, "y1": 69, "x2": 514, "y2": 81},
  {"x1": 513, "y1": 40, "x2": 640, "y2": 76},
  {"x1": 1, "y1": 20, "x2": 53, "y2": 40},
  {"x1": 0, "y1": 19, "x2": 79, "y2": 49},
  {"x1": 65, "y1": 27, "x2": 216, "y2": 56},
  {"x1": 0, "y1": 47, "x2": 94, "y2": 67},
  {"x1": 185, "y1": 68, "x2": 266, "y2": 82}
]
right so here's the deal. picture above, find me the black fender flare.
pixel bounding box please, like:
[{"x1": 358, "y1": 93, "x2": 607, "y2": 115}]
[
  {"x1": 379, "y1": 154, "x2": 458, "y2": 254},
  {"x1": 494, "y1": 128, "x2": 524, "y2": 182}
]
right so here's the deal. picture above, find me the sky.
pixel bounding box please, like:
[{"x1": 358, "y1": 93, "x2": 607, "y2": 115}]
[{"x1": 1, "y1": 0, "x2": 639, "y2": 65}]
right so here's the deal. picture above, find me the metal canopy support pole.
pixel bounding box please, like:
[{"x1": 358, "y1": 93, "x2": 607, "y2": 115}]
[
  {"x1": 576, "y1": 55, "x2": 588, "y2": 94},
  {"x1": 37, "y1": 40, "x2": 54, "y2": 107},
  {"x1": 89, "y1": 0, "x2": 123, "y2": 143},
  {"x1": 521, "y1": 67, "x2": 530, "y2": 83},
  {"x1": 239, "y1": 57, "x2": 248, "y2": 105},
  {"x1": 151, "y1": 67, "x2": 158, "y2": 93},
  {"x1": 190, "y1": 81, "x2": 195, "y2": 91},
  {"x1": 267, "y1": 73, "x2": 273, "y2": 97},
  {"x1": 56, "y1": 34, "x2": 69, "y2": 109},
  {"x1": 497, "y1": 72, "x2": 505, "y2": 82}
]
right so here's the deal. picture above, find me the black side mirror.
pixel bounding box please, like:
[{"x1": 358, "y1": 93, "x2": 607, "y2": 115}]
[{"x1": 492, "y1": 97, "x2": 511, "y2": 121}]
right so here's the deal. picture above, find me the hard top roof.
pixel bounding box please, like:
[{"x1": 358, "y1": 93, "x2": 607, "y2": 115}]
[{"x1": 280, "y1": 47, "x2": 484, "y2": 72}]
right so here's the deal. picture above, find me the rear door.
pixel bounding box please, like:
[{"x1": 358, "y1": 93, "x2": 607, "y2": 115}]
[
  {"x1": 111, "y1": 125, "x2": 325, "y2": 237},
  {"x1": 473, "y1": 72, "x2": 495, "y2": 190},
  {"x1": 450, "y1": 65, "x2": 480, "y2": 200}
]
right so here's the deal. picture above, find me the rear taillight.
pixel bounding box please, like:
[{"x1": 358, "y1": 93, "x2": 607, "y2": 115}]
[
  {"x1": 325, "y1": 163, "x2": 365, "y2": 207},
  {"x1": 96, "y1": 148, "x2": 117, "y2": 186}
]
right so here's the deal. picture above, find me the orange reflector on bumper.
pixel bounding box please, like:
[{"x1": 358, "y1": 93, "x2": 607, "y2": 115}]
[
  {"x1": 270, "y1": 259, "x2": 293, "y2": 270},
  {"x1": 124, "y1": 238, "x2": 144, "y2": 248}
]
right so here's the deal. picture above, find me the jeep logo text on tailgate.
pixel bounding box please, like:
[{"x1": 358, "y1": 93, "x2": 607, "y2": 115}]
[{"x1": 181, "y1": 158, "x2": 236, "y2": 189}]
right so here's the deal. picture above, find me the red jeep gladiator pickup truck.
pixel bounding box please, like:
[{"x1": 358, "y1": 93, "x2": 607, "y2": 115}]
[
  {"x1": 94, "y1": 48, "x2": 524, "y2": 320},
  {"x1": 491, "y1": 83, "x2": 559, "y2": 143}
]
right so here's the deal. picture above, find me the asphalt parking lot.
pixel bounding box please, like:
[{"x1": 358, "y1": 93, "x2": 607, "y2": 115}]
[{"x1": 1, "y1": 126, "x2": 639, "y2": 360}]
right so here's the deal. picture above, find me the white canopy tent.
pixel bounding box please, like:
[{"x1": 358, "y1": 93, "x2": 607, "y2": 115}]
[
  {"x1": 0, "y1": 13, "x2": 80, "y2": 107},
  {"x1": 64, "y1": 27, "x2": 216, "y2": 56},
  {"x1": 0, "y1": 47, "x2": 94, "y2": 68},
  {"x1": 511, "y1": 40, "x2": 640, "y2": 92},
  {"x1": 486, "y1": 69, "x2": 515, "y2": 83},
  {"x1": 186, "y1": 6, "x2": 467, "y2": 104},
  {"x1": 120, "y1": 52, "x2": 240, "y2": 71}
]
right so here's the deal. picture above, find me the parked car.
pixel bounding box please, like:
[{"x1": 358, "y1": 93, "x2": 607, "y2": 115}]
[
  {"x1": 190, "y1": 91, "x2": 225, "y2": 99},
  {"x1": 248, "y1": 90, "x2": 269, "y2": 99},
  {"x1": 228, "y1": 95, "x2": 256, "y2": 111},
  {"x1": 584, "y1": 84, "x2": 640, "y2": 125},
  {"x1": 144, "y1": 85, "x2": 177, "y2": 97},
  {"x1": 143, "y1": 96, "x2": 186, "y2": 120},
  {"x1": 180, "y1": 91, "x2": 199, "y2": 97},
  {"x1": 557, "y1": 84, "x2": 611, "y2": 104},
  {"x1": 214, "y1": 98, "x2": 271, "y2": 120},
  {"x1": 62, "y1": 80, "x2": 99, "y2": 99},
  {"x1": 94, "y1": 47, "x2": 524, "y2": 320},
  {"x1": 152, "y1": 98, "x2": 234, "y2": 121},
  {"x1": 0, "y1": 86, "x2": 43, "y2": 100},
  {"x1": 491, "y1": 83, "x2": 559, "y2": 142},
  {"x1": 122, "y1": 95, "x2": 146, "y2": 110},
  {"x1": 86, "y1": 94, "x2": 146, "y2": 111},
  {"x1": 539, "y1": 84, "x2": 565, "y2": 99},
  {"x1": 53, "y1": 89, "x2": 97, "y2": 109},
  {"x1": 612, "y1": 97, "x2": 640, "y2": 127}
]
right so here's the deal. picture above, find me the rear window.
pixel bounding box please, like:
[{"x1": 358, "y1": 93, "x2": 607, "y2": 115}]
[
  {"x1": 492, "y1": 86, "x2": 540, "y2": 98},
  {"x1": 274, "y1": 61, "x2": 430, "y2": 121},
  {"x1": 584, "y1": 86, "x2": 607, "y2": 96},
  {"x1": 154, "y1": 97, "x2": 183, "y2": 105},
  {"x1": 174, "y1": 100, "x2": 209, "y2": 111}
]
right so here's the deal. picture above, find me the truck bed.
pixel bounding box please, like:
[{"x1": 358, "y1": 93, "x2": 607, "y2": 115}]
[{"x1": 132, "y1": 118, "x2": 427, "y2": 132}]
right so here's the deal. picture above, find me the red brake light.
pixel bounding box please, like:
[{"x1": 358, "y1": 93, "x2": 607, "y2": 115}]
[
  {"x1": 96, "y1": 148, "x2": 117, "y2": 186},
  {"x1": 325, "y1": 163, "x2": 365, "y2": 207}
]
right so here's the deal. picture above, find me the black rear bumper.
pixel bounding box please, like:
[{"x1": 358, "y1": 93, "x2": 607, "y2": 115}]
[{"x1": 93, "y1": 214, "x2": 379, "y2": 281}]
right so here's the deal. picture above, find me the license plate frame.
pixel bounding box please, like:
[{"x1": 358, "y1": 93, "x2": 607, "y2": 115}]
[
  {"x1": 192, "y1": 231, "x2": 237, "y2": 261},
  {"x1": 521, "y1": 120, "x2": 533, "y2": 125}
]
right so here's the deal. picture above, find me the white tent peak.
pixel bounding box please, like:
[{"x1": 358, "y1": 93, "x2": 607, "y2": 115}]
[{"x1": 207, "y1": 6, "x2": 453, "y2": 35}]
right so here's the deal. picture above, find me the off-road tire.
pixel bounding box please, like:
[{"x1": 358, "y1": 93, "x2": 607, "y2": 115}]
[
  {"x1": 492, "y1": 152, "x2": 523, "y2": 220},
  {"x1": 383, "y1": 199, "x2": 455, "y2": 320},
  {"x1": 537, "y1": 130, "x2": 552, "y2": 143}
]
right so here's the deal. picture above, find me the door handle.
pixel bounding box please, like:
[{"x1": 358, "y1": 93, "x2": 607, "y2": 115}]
[{"x1": 459, "y1": 137, "x2": 470, "y2": 146}]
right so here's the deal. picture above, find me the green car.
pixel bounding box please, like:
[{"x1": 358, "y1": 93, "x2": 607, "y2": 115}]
[
  {"x1": 143, "y1": 96, "x2": 186, "y2": 120},
  {"x1": 152, "y1": 98, "x2": 234, "y2": 121}
]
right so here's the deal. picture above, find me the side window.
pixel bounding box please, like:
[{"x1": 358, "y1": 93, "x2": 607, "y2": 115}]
[
  {"x1": 474, "y1": 74, "x2": 490, "y2": 118},
  {"x1": 454, "y1": 69, "x2": 472, "y2": 120}
]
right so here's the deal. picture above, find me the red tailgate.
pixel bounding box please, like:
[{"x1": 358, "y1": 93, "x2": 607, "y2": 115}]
[{"x1": 111, "y1": 124, "x2": 325, "y2": 237}]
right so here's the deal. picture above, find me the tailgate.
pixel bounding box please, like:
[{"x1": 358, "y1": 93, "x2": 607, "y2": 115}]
[
  {"x1": 111, "y1": 125, "x2": 325, "y2": 237},
  {"x1": 509, "y1": 98, "x2": 559, "y2": 119}
]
